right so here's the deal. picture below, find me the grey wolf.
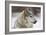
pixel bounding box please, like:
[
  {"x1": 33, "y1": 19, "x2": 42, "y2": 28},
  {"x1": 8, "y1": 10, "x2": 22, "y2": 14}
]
[{"x1": 14, "y1": 8, "x2": 37, "y2": 28}]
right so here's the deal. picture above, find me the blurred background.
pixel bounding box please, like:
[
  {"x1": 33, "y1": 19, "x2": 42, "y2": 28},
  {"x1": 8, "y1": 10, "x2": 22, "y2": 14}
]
[{"x1": 12, "y1": 6, "x2": 41, "y2": 17}]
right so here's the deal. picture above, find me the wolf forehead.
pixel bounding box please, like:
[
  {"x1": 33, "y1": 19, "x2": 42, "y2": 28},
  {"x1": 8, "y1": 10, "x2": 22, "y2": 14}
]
[{"x1": 21, "y1": 8, "x2": 33, "y2": 16}]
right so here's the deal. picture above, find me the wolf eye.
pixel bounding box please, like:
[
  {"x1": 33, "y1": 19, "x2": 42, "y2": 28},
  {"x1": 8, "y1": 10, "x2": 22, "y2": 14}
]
[{"x1": 30, "y1": 16, "x2": 32, "y2": 17}]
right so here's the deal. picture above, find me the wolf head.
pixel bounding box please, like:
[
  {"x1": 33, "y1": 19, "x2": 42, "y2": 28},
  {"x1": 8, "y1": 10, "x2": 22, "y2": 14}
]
[{"x1": 23, "y1": 8, "x2": 37, "y2": 24}]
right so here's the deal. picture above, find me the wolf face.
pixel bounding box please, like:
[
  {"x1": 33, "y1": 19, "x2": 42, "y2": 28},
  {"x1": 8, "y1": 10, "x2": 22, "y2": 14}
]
[{"x1": 24, "y1": 8, "x2": 37, "y2": 24}]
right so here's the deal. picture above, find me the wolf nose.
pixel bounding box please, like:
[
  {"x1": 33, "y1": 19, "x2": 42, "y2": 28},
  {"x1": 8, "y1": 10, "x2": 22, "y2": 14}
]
[{"x1": 34, "y1": 21, "x2": 37, "y2": 24}]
